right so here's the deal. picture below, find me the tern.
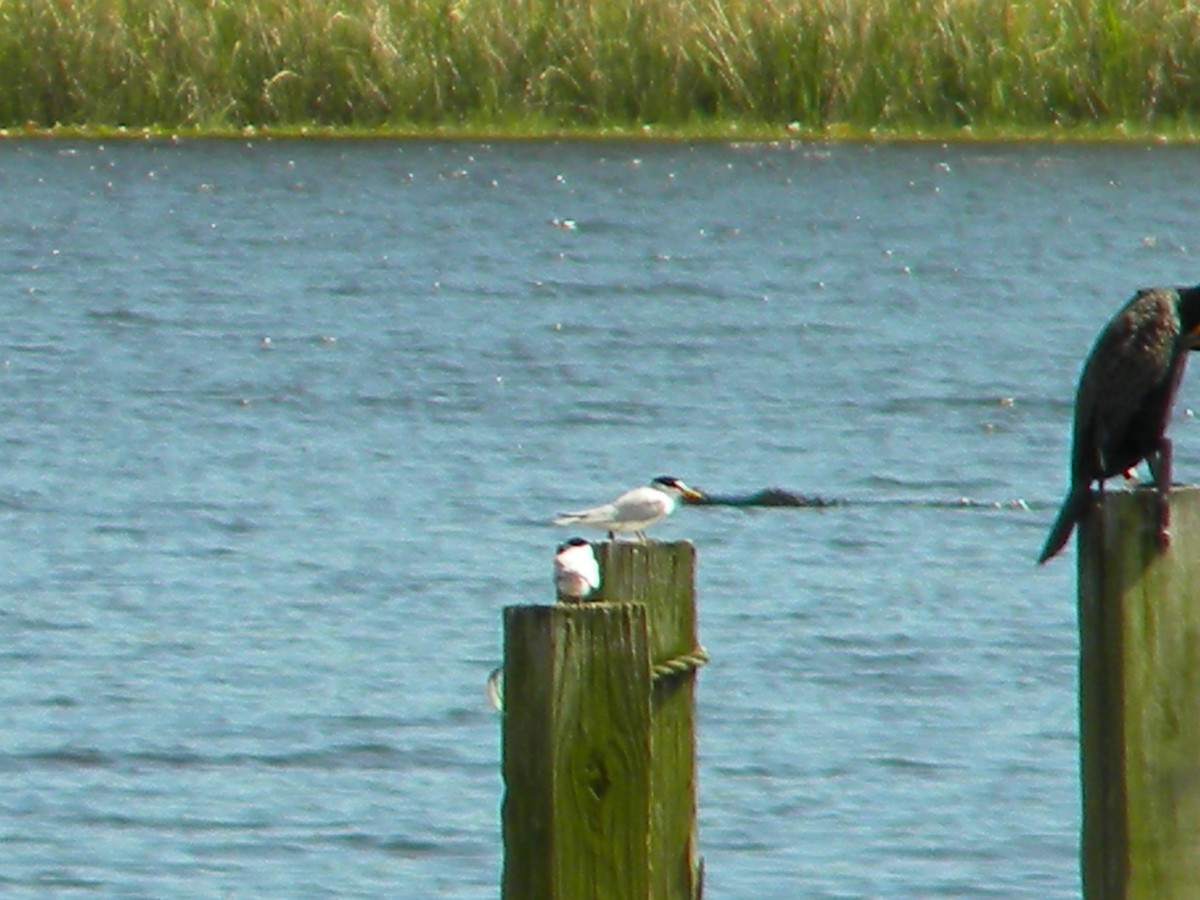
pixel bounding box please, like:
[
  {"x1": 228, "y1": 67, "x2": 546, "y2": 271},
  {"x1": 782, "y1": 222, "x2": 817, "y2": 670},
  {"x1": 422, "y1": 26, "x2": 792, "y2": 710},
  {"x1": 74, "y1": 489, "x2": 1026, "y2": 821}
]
[
  {"x1": 1039, "y1": 285, "x2": 1200, "y2": 563},
  {"x1": 553, "y1": 476, "x2": 704, "y2": 540},
  {"x1": 554, "y1": 537, "x2": 601, "y2": 602}
]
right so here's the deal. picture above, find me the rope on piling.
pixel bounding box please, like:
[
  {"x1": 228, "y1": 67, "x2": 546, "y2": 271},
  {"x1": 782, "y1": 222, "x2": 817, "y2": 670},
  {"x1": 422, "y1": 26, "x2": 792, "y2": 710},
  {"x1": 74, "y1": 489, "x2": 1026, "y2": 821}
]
[
  {"x1": 487, "y1": 646, "x2": 709, "y2": 713},
  {"x1": 652, "y1": 646, "x2": 709, "y2": 684},
  {"x1": 486, "y1": 665, "x2": 505, "y2": 712}
]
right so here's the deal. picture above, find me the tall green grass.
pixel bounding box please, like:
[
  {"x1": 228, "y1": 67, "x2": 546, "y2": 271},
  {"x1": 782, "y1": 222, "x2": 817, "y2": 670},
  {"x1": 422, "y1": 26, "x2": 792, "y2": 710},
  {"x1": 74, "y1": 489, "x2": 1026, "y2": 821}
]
[{"x1": 1, "y1": 0, "x2": 1199, "y2": 135}]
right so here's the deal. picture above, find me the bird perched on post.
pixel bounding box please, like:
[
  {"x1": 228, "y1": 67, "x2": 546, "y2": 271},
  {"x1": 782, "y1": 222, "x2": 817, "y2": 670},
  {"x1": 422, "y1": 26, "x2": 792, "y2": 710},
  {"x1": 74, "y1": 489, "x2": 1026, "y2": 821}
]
[
  {"x1": 1038, "y1": 285, "x2": 1200, "y2": 564},
  {"x1": 554, "y1": 537, "x2": 601, "y2": 602},
  {"x1": 553, "y1": 476, "x2": 704, "y2": 541}
]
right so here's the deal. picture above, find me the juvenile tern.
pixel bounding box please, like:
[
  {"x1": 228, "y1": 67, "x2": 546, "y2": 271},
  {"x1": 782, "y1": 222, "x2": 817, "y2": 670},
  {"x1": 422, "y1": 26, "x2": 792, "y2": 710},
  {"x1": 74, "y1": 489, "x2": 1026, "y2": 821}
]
[
  {"x1": 553, "y1": 476, "x2": 704, "y2": 540},
  {"x1": 554, "y1": 537, "x2": 601, "y2": 602},
  {"x1": 1039, "y1": 284, "x2": 1200, "y2": 563}
]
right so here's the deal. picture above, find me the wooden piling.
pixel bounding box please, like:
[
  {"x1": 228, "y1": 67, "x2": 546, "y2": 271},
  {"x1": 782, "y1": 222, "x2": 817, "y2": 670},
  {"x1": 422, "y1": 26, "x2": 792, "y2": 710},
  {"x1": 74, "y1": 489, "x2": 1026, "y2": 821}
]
[
  {"x1": 1079, "y1": 485, "x2": 1200, "y2": 899},
  {"x1": 501, "y1": 540, "x2": 703, "y2": 900}
]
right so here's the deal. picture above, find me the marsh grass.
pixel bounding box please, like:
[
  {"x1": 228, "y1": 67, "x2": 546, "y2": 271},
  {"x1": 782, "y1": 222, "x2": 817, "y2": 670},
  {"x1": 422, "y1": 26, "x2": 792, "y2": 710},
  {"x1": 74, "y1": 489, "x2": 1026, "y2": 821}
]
[{"x1": 2, "y1": 0, "x2": 1200, "y2": 136}]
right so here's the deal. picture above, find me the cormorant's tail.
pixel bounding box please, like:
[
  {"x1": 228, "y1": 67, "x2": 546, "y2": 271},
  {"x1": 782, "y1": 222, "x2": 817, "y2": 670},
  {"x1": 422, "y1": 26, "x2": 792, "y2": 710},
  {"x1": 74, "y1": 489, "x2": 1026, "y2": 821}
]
[{"x1": 1037, "y1": 484, "x2": 1091, "y2": 564}]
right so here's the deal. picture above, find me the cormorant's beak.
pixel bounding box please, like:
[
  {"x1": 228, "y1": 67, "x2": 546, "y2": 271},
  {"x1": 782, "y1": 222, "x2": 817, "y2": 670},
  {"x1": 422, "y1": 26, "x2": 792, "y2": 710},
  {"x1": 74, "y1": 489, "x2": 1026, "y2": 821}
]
[{"x1": 1188, "y1": 324, "x2": 1200, "y2": 350}]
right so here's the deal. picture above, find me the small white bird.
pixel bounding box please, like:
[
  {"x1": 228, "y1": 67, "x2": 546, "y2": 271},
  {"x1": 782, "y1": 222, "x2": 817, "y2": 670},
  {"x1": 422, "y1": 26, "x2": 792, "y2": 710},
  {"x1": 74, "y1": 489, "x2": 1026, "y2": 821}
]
[
  {"x1": 553, "y1": 476, "x2": 704, "y2": 540},
  {"x1": 554, "y1": 537, "x2": 601, "y2": 602}
]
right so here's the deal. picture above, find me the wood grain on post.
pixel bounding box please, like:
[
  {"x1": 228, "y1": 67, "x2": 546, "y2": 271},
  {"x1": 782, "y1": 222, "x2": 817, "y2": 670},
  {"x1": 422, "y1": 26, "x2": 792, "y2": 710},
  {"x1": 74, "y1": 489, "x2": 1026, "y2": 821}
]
[
  {"x1": 500, "y1": 540, "x2": 702, "y2": 900},
  {"x1": 502, "y1": 602, "x2": 652, "y2": 899},
  {"x1": 596, "y1": 541, "x2": 702, "y2": 900},
  {"x1": 1079, "y1": 485, "x2": 1200, "y2": 899}
]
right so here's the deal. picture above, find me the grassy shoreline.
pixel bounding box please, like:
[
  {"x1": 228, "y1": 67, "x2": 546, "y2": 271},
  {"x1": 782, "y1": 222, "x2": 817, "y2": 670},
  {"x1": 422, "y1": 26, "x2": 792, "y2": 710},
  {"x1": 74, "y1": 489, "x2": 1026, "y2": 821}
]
[
  {"x1": 6, "y1": 121, "x2": 1200, "y2": 145},
  {"x1": 4, "y1": 0, "x2": 1200, "y2": 141}
]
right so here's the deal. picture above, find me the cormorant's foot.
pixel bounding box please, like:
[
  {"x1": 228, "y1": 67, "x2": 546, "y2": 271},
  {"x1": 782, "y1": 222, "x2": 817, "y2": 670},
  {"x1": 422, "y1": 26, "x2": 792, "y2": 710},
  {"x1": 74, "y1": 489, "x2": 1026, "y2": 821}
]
[{"x1": 1156, "y1": 500, "x2": 1172, "y2": 552}]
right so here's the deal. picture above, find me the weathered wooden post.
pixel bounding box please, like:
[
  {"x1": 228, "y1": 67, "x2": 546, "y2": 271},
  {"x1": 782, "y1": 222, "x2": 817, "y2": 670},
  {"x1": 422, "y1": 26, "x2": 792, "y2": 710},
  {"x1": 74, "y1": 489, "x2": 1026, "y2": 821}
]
[
  {"x1": 1079, "y1": 485, "x2": 1200, "y2": 898},
  {"x1": 501, "y1": 540, "x2": 704, "y2": 900}
]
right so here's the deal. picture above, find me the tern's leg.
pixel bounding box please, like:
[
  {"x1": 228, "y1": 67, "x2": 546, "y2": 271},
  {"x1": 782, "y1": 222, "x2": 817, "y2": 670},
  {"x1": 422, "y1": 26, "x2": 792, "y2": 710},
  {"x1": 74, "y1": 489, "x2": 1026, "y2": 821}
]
[{"x1": 1147, "y1": 437, "x2": 1173, "y2": 551}]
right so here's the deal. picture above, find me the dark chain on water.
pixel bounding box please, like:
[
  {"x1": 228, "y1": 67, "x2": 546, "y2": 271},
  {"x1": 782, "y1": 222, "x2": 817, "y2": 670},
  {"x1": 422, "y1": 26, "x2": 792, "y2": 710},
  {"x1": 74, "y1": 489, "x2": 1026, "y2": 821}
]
[{"x1": 486, "y1": 646, "x2": 709, "y2": 713}]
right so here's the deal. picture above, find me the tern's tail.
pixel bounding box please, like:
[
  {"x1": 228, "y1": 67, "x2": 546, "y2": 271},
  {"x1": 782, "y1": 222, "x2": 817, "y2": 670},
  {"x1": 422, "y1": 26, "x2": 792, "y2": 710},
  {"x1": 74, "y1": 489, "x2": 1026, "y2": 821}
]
[
  {"x1": 553, "y1": 512, "x2": 587, "y2": 526},
  {"x1": 1037, "y1": 483, "x2": 1090, "y2": 564}
]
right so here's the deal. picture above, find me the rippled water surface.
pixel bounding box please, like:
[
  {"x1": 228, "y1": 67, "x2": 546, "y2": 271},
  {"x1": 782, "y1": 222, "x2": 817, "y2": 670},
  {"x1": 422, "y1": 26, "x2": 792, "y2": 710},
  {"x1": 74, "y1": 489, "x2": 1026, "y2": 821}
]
[{"x1": 3, "y1": 137, "x2": 1200, "y2": 897}]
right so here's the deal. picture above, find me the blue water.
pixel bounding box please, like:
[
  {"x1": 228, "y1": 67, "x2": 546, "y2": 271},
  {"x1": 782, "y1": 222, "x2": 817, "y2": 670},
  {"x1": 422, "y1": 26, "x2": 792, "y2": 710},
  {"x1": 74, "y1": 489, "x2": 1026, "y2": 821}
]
[{"x1": 2, "y1": 136, "x2": 1200, "y2": 897}]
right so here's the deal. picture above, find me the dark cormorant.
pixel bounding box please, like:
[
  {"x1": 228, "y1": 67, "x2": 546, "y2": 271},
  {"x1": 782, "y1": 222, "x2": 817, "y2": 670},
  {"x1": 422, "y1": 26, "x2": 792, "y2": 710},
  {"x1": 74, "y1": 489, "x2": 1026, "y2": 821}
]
[{"x1": 1039, "y1": 285, "x2": 1200, "y2": 563}]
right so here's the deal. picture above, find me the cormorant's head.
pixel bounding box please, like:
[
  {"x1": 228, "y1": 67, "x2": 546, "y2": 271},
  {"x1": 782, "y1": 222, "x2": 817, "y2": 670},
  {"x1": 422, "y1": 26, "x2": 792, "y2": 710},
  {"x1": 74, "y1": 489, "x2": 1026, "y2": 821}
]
[{"x1": 1179, "y1": 285, "x2": 1200, "y2": 349}]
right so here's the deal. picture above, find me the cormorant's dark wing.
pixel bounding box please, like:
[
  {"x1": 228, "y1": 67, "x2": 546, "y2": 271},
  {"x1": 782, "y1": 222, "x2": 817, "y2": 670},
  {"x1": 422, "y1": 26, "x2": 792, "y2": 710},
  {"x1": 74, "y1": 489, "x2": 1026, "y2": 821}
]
[{"x1": 1071, "y1": 289, "x2": 1181, "y2": 479}]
